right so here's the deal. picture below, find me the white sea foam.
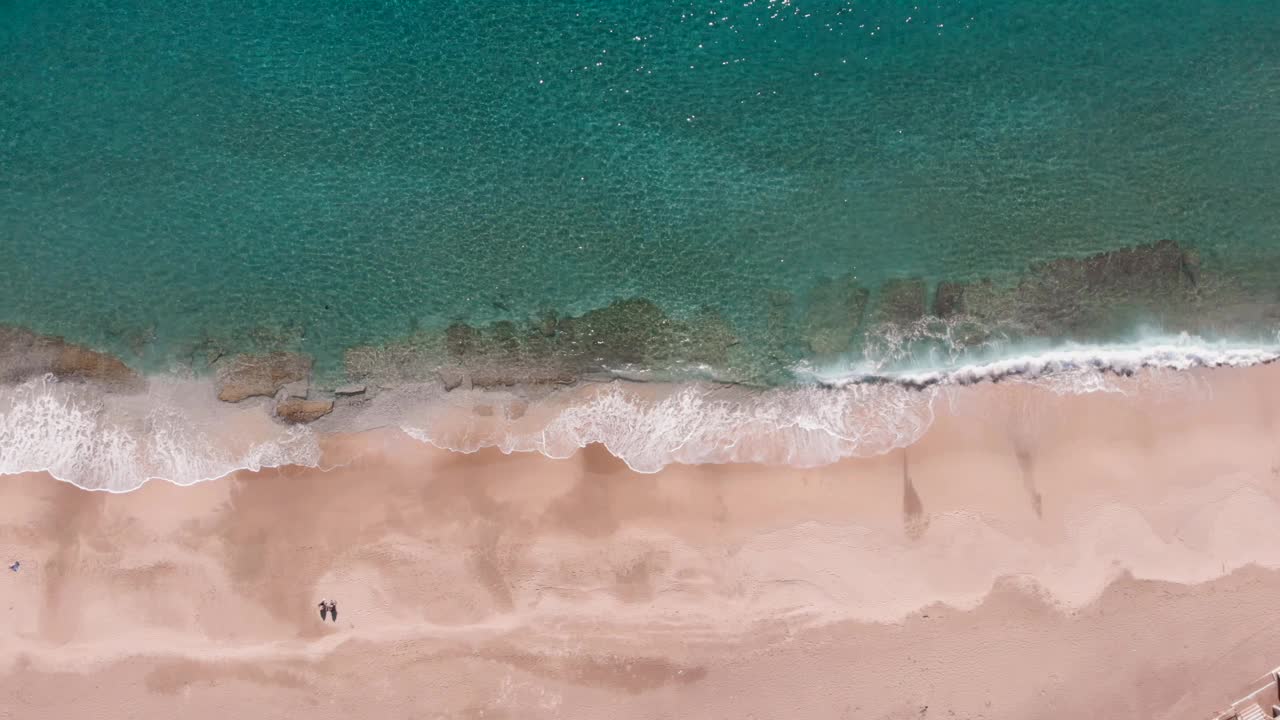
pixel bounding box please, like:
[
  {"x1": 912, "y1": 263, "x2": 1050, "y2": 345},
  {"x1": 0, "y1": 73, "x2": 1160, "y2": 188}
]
[
  {"x1": 400, "y1": 381, "x2": 937, "y2": 473},
  {"x1": 404, "y1": 335, "x2": 1280, "y2": 473},
  {"x1": 800, "y1": 335, "x2": 1280, "y2": 389},
  {"x1": 2, "y1": 336, "x2": 1277, "y2": 490},
  {"x1": 0, "y1": 375, "x2": 321, "y2": 492}
]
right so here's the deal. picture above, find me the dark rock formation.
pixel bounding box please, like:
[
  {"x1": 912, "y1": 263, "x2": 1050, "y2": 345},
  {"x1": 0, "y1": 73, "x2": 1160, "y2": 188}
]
[
  {"x1": 801, "y1": 275, "x2": 869, "y2": 355},
  {"x1": 345, "y1": 340, "x2": 441, "y2": 386},
  {"x1": 555, "y1": 298, "x2": 688, "y2": 366},
  {"x1": 334, "y1": 384, "x2": 366, "y2": 397},
  {"x1": 0, "y1": 326, "x2": 142, "y2": 392},
  {"x1": 438, "y1": 368, "x2": 466, "y2": 391},
  {"x1": 760, "y1": 290, "x2": 799, "y2": 373},
  {"x1": 874, "y1": 278, "x2": 928, "y2": 325},
  {"x1": 346, "y1": 298, "x2": 741, "y2": 388},
  {"x1": 275, "y1": 398, "x2": 333, "y2": 424},
  {"x1": 216, "y1": 353, "x2": 312, "y2": 402},
  {"x1": 932, "y1": 281, "x2": 967, "y2": 318},
  {"x1": 1179, "y1": 248, "x2": 1201, "y2": 286},
  {"x1": 538, "y1": 310, "x2": 559, "y2": 338},
  {"x1": 925, "y1": 240, "x2": 1204, "y2": 337},
  {"x1": 333, "y1": 240, "x2": 1263, "y2": 390}
]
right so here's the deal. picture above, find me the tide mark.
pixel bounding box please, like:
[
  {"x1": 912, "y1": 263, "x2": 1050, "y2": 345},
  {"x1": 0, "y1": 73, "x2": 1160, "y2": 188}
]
[
  {"x1": 145, "y1": 659, "x2": 307, "y2": 695},
  {"x1": 487, "y1": 647, "x2": 707, "y2": 694},
  {"x1": 1014, "y1": 443, "x2": 1043, "y2": 518},
  {"x1": 902, "y1": 450, "x2": 928, "y2": 540}
]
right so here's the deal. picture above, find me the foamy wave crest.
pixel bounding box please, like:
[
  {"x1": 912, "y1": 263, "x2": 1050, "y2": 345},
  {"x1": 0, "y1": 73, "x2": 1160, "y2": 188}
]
[
  {"x1": 802, "y1": 336, "x2": 1280, "y2": 389},
  {"x1": 7, "y1": 336, "x2": 1279, "y2": 488},
  {"x1": 397, "y1": 382, "x2": 938, "y2": 473},
  {"x1": 0, "y1": 375, "x2": 321, "y2": 492},
  {"x1": 389, "y1": 336, "x2": 1280, "y2": 472}
]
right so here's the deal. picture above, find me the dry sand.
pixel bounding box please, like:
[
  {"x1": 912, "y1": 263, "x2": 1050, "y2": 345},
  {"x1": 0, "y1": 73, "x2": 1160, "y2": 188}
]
[{"x1": 3, "y1": 365, "x2": 1280, "y2": 719}]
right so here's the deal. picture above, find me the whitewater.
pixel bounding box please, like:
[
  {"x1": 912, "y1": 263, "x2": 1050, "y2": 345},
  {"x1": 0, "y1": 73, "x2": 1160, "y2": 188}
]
[{"x1": 0, "y1": 335, "x2": 1275, "y2": 492}]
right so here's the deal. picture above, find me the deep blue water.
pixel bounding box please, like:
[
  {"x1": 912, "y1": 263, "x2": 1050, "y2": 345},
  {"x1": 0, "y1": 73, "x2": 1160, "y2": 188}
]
[{"x1": 3, "y1": 0, "x2": 1279, "y2": 381}]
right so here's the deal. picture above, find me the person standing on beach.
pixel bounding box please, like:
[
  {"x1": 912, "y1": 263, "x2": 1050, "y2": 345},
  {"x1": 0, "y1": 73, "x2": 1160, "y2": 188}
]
[
  {"x1": 327, "y1": 600, "x2": 337, "y2": 622},
  {"x1": 318, "y1": 599, "x2": 329, "y2": 621}
]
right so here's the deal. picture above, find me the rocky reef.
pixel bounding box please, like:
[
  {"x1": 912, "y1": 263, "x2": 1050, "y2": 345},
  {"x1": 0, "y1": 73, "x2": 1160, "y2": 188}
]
[
  {"x1": 338, "y1": 239, "x2": 1276, "y2": 390},
  {"x1": 214, "y1": 353, "x2": 313, "y2": 402},
  {"x1": 4, "y1": 240, "x2": 1258, "y2": 427},
  {"x1": 873, "y1": 278, "x2": 928, "y2": 326},
  {"x1": 212, "y1": 352, "x2": 346, "y2": 425},
  {"x1": 346, "y1": 298, "x2": 743, "y2": 389},
  {"x1": 0, "y1": 326, "x2": 142, "y2": 392},
  {"x1": 931, "y1": 240, "x2": 1210, "y2": 336},
  {"x1": 799, "y1": 276, "x2": 869, "y2": 355},
  {"x1": 274, "y1": 398, "x2": 334, "y2": 424},
  {"x1": 772, "y1": 239, "x2": 1272, "y2": 368}
]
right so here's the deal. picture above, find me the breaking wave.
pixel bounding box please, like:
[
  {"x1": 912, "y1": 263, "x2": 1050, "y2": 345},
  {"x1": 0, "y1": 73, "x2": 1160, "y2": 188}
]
[
  {"x1": 801, "y1": 336, "x2": 1280, "y2": 388},
  {"x1": 1, "y1": 335, "x2": 1276, "y2": 490},
  {"x1": 398, "y1": 381, "x2": 938, "y2": 473},
  {"x1": 403, "y1": 337, "x2": 1280, "y2": 472},
  {"x1": 0, "y1": 375, "x2": 321, "y2": 492}
]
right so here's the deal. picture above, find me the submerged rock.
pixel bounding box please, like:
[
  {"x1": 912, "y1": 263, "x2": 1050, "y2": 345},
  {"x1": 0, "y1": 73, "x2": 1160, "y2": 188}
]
[
  {"x1": 1180, "y1": 247, "x2": 1201, "y2": 286},
  {"x1": 554, "y1": 298, "x2": 677, "y2": 366},
  {"x1": 874, "y1": 278, "x2": 928, "y2": 325},
  {"x1": 343, "y1": 298, "x2": 744, "y2": 388},
  {"x1": 216, "y1": 353, "x2": 312, "y2": 402},
  {"x1": 925, "y1": 240, "x2": 1204, "y2": 337},
  {"x1": 760, "y1": 289, "x2": 799, "y2": 371},
  {"x1": 50, "y1": 344, "x2": 139, "y2": 388},
  {"x1": 932, "y1": 281, "x2": 967, "y2": 318},
  {"x1": 438, "y1": 368, "x2": 466, "y2": 391},
  {"x1": 345, "y1": 336, "x2": 445, "y2": 385},
  {"x1": 538, "y1": 310, "x2": 559, "y2": 338},
  {"x1": 801, "y1": 275, "x2": 869, "y2": 355},
  {"x1": 0, "y1": 326, "x2": 142, "y2": 392},
  {"x1": 275, "y1": 397, "x2": 333, "y2": 424},
  {"x1": 465, "y1": 365, "x2": 576, "y2": 388}
]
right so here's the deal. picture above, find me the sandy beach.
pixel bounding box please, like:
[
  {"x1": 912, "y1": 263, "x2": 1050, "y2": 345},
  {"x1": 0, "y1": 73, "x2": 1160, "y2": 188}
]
[{"x1": 3, "y1": 364, "x2": 1280, "y2": 719}]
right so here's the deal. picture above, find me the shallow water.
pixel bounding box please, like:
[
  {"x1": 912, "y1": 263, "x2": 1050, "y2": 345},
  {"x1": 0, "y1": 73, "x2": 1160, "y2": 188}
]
[
  {"x1": 0, "y1": 335, "x2": 1267, "y2": 490},
  {"x1": 3, "y1": 0, "x2": 1280, "y2": 379}
]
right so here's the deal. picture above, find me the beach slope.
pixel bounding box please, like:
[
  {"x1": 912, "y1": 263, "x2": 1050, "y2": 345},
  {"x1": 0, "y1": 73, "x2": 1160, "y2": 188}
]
[{"x1": 3, "y1": 366, "x2": 1280, "y2": 719}]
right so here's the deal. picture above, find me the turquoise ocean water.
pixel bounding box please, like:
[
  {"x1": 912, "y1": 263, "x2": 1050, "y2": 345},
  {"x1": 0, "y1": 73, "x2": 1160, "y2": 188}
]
[
  {"x1": 3, "y1": 0, "x2": 1279, "y2": 382},
  {"x1": 4, "y1": 1, "x2": 1280, "y2": 489}
]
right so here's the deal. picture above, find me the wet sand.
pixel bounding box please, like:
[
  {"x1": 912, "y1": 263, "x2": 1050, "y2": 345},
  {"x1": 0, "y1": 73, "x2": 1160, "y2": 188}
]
[{"x1": 3, "y1": 365, "x2": 1280, "y2": 719}]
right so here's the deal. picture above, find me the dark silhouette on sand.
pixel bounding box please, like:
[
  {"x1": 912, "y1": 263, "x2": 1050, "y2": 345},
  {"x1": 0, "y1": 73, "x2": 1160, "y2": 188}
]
[
  {"x1": 318, "y1": 600, "x2": 328, "y2": 621},
  {"x1": 328, "y1": 600, "x2": 337, "y2": 622}
]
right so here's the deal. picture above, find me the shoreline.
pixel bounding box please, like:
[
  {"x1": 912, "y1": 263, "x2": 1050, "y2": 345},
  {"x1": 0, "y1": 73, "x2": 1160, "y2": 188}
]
[
  {"x1": 4, "y1": 361, "x2": 1280, "y2": 716},
  {"x1": 5, "y1": 329, "x2": 1280, "y2": 490}
]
